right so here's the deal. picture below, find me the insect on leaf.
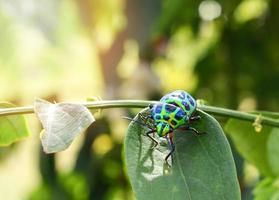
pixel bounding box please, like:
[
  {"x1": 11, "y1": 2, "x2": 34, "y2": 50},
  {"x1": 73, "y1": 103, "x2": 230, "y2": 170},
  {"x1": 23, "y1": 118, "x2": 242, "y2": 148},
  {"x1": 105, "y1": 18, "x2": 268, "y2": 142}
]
[
  {"x1": 34, "y1": 98, "x2": 95, "y2": 153},
  {"x1": 124, "y1": 109, "x2": 240, "y2": 200}
]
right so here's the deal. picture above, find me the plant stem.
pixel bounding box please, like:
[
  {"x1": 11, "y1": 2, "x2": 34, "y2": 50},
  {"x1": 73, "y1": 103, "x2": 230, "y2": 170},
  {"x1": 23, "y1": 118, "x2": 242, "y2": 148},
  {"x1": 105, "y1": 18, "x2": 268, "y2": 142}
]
[
  {"x1": 0, "y1": 100, "x2": 279, "y2": 128},
  {"x1": 198, "y1": 105, "x2": 279, "y2": 127}
]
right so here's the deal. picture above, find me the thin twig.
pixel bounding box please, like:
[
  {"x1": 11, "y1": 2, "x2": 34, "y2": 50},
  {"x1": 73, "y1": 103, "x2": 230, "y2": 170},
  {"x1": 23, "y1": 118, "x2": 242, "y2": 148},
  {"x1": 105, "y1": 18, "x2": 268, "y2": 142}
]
[{"x1": 0, "y1": 100, "x2": 278, "y2": 128}]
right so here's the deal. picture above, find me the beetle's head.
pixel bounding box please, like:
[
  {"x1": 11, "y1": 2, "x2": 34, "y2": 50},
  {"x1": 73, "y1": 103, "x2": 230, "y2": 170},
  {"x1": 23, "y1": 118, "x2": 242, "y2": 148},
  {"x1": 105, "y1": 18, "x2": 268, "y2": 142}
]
[{"x1": 156, "y1": 122, "x2": 172, "y2": 137}]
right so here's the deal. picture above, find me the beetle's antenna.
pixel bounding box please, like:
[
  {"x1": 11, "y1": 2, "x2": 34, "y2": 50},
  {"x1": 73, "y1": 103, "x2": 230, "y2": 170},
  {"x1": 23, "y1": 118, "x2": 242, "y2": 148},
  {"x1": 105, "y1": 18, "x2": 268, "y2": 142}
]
[{"x1": 122, "y1": 116, "x2": 151, "y2": 129}]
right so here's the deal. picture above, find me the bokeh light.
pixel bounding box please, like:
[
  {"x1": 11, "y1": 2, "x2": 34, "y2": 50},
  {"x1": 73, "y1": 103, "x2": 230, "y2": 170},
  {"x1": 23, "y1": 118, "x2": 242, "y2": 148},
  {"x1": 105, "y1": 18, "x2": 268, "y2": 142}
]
[{"x1": 198, "y1": 0, "x2": 222, "y2": 21}]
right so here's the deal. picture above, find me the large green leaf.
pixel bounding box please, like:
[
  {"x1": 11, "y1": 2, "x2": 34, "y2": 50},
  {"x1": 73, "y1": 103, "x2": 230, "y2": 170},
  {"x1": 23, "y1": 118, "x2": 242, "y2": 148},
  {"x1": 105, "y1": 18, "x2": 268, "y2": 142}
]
[
  {"x1": 124, "y1": 109, "x2": 240, "y2": 200},
  {"x1": 0, "y1": 102, "x2": 30, "y2": 146},
  {"x1": 225, "y1": 112, "x2": 279, "y2": 176}
]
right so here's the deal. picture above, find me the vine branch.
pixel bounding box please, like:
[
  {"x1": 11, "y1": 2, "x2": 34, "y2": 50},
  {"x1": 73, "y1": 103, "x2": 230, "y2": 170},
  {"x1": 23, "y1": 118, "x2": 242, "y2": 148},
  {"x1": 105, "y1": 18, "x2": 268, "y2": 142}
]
[{"x1": 0, "y1": 100, "x2": 279, "y2": 128}]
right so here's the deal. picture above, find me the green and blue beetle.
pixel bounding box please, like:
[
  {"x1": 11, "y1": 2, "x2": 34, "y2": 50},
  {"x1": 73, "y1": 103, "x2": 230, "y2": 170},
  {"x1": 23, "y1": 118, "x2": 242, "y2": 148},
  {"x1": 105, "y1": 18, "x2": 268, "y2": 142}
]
[{"x1": 137, "y1": 90, "x2": 205, "y2": 165}]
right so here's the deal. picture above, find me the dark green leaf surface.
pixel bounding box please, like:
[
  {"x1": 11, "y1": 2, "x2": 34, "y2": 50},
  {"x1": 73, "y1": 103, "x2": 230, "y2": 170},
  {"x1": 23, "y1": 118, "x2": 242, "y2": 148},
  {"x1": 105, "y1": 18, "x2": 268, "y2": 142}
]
[
  {"x1": 0, "y1": 102, "x2": 30, "y2": 146},
  {"x1": 125, "y1": 109, "x2": 240, "y2": 200},
  {"x1": 225, "y1": 112, "x2": 279, "y2": 176}
]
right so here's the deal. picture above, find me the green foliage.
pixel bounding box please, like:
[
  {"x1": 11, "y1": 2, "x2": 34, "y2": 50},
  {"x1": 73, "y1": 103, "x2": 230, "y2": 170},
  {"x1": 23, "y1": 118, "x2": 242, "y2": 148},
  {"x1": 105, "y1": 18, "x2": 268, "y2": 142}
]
[
  {"x1": 125, "y1": 109, "x2": 240, "y2": 200},
  {"x1": 0, "y1": 102, "x2": 29, "y2": 146},
  {"x1": 28, "y1": 184, "x2": 52, "y2": 200},
  {"x1": 29, "y1": 172, "x2": 89, "y2": 200},
  {"x1": 59, "y1": 173, "x2": 89, "y2": 200},
  {"x1": 0, "y1": 0, "x2": 279, "y2": 198},
  {"x1": 254, "y1": 178, "x2": 279, "y2": 200},
  {"x1": 225, "y1": 112, "x2": 279, "y2": 177},
  {"x1": 225, "y1": 118, "x2": 273, "y2": 176}
]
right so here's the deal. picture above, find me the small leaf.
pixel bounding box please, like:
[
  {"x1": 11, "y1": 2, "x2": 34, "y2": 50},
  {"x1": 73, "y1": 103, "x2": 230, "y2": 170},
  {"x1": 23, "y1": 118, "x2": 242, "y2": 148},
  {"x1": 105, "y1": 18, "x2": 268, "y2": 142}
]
[
  {"x1": 124, "y1": 109, "x2": 240, "y2": 200},
  {"x1": 252, "y1": 114, "x2": 263, "y2": 132},
  {"x1": 0, "y1": 102, "x2": 30, "y2": 146},
  {"x1": 225, "y1": 119, "x2": 272, "y2": 176},
  {"x1": 225, "y1": 112, "x2": 279, "y2": 176},
  {"x1": 34, "y1": 98, "x2": 95, "y2": 153}
]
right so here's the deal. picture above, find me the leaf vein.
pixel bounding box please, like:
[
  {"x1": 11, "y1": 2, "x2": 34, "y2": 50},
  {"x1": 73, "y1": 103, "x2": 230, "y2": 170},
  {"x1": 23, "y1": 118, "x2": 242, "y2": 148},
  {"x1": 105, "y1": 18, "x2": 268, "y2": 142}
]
[{"x1": 175, "y1": 147, "x2": 192, "y2": 200}]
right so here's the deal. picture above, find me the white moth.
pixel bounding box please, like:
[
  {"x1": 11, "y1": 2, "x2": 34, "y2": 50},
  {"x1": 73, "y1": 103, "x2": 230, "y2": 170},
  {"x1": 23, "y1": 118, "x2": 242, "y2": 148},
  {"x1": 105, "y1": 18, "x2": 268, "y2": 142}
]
[{"x1": 34, "y1": 98, "x2": 95, "y2": 153}]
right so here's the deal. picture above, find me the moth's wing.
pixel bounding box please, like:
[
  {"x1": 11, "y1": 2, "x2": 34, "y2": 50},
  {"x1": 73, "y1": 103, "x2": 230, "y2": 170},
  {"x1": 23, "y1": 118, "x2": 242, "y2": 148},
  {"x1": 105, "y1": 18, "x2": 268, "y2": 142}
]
[{"x1": 34, "y1": 99, "x2": 95, "y2": 153}]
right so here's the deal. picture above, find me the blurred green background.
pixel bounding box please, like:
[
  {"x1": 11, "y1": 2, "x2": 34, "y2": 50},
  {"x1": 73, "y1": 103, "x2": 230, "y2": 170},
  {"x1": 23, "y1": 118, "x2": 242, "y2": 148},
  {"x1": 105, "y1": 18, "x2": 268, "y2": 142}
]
[{"x1": 0, "y1": 0, "x2": 278, "y2": 199}]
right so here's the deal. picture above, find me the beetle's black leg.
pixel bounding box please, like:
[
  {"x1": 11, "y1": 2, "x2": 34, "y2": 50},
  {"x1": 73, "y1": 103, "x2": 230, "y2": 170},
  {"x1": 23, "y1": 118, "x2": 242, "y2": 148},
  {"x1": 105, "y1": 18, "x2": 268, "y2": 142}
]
[
  {"x1": 165, "y1": 132, "x2": 175, "y2": 166},
  {"x1": 146, "y1": 129, "x2": 159, "y2": 149},
  {"x1": 186, "y1": 126, "x2": 206, "y2": 135}
]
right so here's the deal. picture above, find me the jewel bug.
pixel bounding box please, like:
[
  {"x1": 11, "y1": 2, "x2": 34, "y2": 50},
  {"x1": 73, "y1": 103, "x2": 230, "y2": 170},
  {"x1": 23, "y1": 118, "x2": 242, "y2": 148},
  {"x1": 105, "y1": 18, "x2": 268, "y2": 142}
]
[
  {"x1": 125, "y1": 90, "x2": 205, "y2": 166},
  {"x1": 160, "y1": 90, "x2": 197, "y2": 116}
]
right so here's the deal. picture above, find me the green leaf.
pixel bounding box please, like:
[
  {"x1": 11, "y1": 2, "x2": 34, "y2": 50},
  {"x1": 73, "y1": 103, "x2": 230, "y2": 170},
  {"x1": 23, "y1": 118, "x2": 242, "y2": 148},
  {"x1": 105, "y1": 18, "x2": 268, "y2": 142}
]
[
  {"x1": 225, "y1": 112, "x2": 279, "y2": 176},
  {"x1": 254, "y1": 178, "x2": 279, "y2": 200},
  {"x1": 225, "y1": 119, "x2": 272, "y2": 176},
  {"x1": 0, "y1": 102, "x2": 30, "y2": 146},
  {"x1": 124, "y1": 109, "x2": 240, "y2": 200}
]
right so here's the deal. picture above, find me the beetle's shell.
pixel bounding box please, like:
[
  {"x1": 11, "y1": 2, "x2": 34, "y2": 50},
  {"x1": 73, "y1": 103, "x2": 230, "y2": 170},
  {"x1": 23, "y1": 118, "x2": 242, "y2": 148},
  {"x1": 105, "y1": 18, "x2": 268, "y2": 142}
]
[
  {"x1": 160, "y1": 90, "x2": 197, "y2": 116},
  {"x1": 151, "y1": 102, "x2": 187, "y2": 136}
]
